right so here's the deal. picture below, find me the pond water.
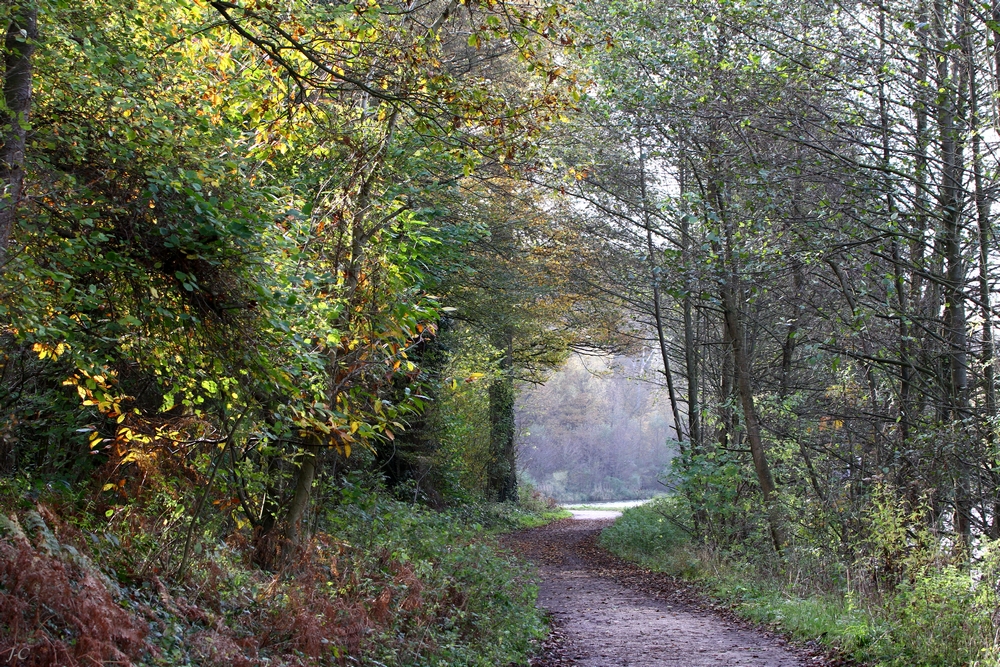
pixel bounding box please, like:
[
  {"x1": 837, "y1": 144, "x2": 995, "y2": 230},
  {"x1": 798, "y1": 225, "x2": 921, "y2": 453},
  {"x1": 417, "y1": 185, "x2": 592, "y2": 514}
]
[
  {"x1": 561, "y1": 499, "x2": 657, "y2": 510},
  {"x1": 560, "y1": 498, "x2": 658, "y2": 520}
]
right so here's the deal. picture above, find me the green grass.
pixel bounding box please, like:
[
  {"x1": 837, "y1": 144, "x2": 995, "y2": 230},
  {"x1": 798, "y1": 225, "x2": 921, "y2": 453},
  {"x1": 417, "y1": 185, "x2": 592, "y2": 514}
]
[
  {"x1": 598, "y1": 496, "x2": 693, "y2": 573},
  {"x1": 512, "y1": 508, "x2": 572, "y2": 529},
  {"x1": 704, "y1": 572, "x2": 870, "y2": 651},
  {"x1": 451, "y1": 501, "x2": 570, "y2": 533}
]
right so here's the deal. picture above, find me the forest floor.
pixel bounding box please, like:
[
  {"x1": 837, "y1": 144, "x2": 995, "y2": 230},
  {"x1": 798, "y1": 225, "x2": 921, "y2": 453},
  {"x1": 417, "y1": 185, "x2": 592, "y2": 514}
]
[{"x1": 508, "y1": 516, "x2": 841, "y2": 667}]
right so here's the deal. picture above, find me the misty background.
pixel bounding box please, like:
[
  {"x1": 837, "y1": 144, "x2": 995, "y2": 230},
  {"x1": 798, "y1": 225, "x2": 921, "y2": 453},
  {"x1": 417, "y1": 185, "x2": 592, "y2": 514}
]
[{"x1": 516, "y1": 352, "x2": 676, "y2": 502}]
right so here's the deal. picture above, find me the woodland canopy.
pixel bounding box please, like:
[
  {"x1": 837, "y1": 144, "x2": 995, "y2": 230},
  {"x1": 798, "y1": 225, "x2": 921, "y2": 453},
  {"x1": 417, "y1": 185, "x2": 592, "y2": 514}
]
[{"x1": 5, "y1": 0, "x2": 1000, "y2": 664}]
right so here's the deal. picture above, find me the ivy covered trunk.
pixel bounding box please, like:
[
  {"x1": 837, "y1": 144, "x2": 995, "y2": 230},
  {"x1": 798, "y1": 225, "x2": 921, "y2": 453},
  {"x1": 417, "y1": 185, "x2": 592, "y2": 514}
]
[
  {"x1": 0, "y1": 3, "x2": 37, "y2": 264},
  {"x1": 488, "y1": 341, "x2": 518, "y2": 503}
]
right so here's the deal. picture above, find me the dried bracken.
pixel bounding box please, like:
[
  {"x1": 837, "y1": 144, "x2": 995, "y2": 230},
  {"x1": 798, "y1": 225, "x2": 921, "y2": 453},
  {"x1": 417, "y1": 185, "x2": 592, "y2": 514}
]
[{"x1": 0, "y1": 514, "x2": 148, "y2": 667}]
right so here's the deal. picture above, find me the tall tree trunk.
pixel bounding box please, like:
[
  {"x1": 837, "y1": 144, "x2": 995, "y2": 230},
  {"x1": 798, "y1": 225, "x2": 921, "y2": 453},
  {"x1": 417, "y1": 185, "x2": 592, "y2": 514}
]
[
  {"x1": 720, "y1": 323, "x2": 734, "y2": 451},
  {"x1": 680, "y1": 165, "x2": 701, "y2": 453},
  {"x1": 779, "y1": 261, "x2": 823, "y2": 501},
  {"x1": 911, "y1": 0, "x2": 930, "y2": 364},
  {"x1": 877, "y1": 3, "x2": 912, "y2": 451},
  {"x1": 488, "y1": 335, "x2": 518, "y2": 502},
  {"x1": 720, "y1": 274, "x2": 783, "y2": 552},
  {"x1": 994, "y1": 0, "x2": 1000, "y2": 99},
  {"x1": 934, "y1": 0, "x2": 972, "y2": 546},
  {"x1": 711, "y1": 183, "x2": 784, "y2": 553},
  {"x1": 779, "y1": 261, "x2": 803, "y2": 398},
  {"x1": 638, "y1": 131, "x2": 684, "y2": 443},
  {"x1": 0, "y1": 4, "x2": 37, "y2": 266},
  {"x1": 965, "y1": 0, "x2": 998, "y2": 537},
  {"x1": 903, "y1": 4, "x2": 932, "y2": 514}
]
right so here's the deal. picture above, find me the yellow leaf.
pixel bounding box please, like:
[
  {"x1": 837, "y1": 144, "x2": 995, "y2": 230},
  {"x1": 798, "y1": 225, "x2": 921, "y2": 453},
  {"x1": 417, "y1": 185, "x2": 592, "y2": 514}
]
[
  {"x1": 350, "y1": 421, "x2": 360, "y2": 434},
  {"x1": 343, "y1": 443, "x2": 351, "y2": 457},
  {"x1": 102, "y1": 483, "x2": 116, "y2": 492}
]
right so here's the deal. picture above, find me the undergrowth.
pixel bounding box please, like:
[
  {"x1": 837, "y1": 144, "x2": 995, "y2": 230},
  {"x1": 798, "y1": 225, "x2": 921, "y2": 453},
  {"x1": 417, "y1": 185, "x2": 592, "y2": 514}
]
[
  {"x1": 0, "y1": 480, "x2": 556, "y2": 667},
  {"x1": 600, "y1": 495, "x2": 1000, "y2": 667},
  {"x1": 453, "y1": 491, "x2": 570, "y2": 532}
]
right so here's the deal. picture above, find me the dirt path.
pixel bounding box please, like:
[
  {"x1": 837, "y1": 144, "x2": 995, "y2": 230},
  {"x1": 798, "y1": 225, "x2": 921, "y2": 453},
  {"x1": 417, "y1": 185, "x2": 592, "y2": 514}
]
[{"x1": 508, "y1": 517, "x2": 833, "y2": 667}]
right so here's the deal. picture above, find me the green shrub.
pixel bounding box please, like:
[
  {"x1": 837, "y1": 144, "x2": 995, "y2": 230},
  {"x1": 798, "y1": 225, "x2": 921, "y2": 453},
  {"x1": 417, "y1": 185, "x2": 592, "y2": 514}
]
[
  {"x1": 317, "y1": 492, "x2": 548, "y2": 666},
  {"x1": 875, "y1": 567, "x2": 987, "y2": 666},
  {"x1": 599, "y1": 496, "x2": 695, "y2": 574}
]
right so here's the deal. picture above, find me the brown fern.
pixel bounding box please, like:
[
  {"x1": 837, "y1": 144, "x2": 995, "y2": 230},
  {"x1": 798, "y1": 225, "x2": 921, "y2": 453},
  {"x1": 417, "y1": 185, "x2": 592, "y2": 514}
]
[{"x1": 0, "y1": 535, "x2": 149, "y2": 667}]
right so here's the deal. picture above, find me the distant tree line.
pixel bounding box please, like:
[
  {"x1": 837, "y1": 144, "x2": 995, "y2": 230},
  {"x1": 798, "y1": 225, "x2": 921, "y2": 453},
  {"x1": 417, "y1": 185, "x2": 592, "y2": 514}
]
[{"x1": 518, "y1": 353, "x2": 674, "y2": 502}]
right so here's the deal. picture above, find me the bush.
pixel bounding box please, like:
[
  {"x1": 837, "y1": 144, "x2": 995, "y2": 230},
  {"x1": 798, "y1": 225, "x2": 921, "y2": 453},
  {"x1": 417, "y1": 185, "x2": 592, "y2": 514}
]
[
  {"x1": 876, "y1": 567, "x2": 988, "y2": 666},
  {"x1": 320, "y1": 492, "x2": 547, "y2": 666},
  {"x1": 599, "y1": 496, "x2": 695, "y2": 575}
]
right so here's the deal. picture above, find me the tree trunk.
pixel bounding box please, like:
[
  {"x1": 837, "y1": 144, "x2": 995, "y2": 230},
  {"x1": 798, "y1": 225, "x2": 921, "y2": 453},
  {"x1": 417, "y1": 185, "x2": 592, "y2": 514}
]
[
  {"x1": 680, "y1": 170, "x2": 700, "y2": 452},
  {"x1": 711, "y1": 183, "x2": 784, "y2": 553},
  {"x1": 0, "y1": 4, "x2": 37, "y2": 266},
  {"x1": 719, "y1": 316, "x2": 735, "y2": 451},
  {"x1": 488, "y1": 336, "x2": 518, "y2": 502},
  {"x1": 877, "y1": 3, "x2": 913, "y2": 451},
  {"x1": 720, "y1": 278, "x2": 783, "y2": 552},
  {"x1": 965, "y1": 0, "x2": 997, "y2": 537},
  {"x1": 934, "y1": 0, "x2": 972, "y2": 546},
  {"x1": 638, "y1": 132, "x2": 684, "y2": 443},
  {"x1": 283, "y1": 439, "x2": 319, "y2": 543}
]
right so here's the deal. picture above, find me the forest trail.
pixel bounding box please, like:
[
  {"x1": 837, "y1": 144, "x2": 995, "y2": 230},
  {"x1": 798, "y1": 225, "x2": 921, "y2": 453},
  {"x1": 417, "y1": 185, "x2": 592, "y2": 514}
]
[{"x1": 510, "y1": 518, "x2": 830, "y2": 667}]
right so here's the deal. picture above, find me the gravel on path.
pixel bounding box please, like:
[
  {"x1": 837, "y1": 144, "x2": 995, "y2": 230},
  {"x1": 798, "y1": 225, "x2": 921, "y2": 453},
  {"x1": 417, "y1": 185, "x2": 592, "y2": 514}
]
[{"x1": 507, "y1": 518, "x2": 841, "y2": 667}]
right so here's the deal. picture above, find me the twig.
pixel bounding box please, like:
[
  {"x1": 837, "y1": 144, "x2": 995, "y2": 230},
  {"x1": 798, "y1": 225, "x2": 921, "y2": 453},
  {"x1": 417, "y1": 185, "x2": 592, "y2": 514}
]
[{"x1": 175, "y1": 406, "x2": 250, "y2": 579}]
